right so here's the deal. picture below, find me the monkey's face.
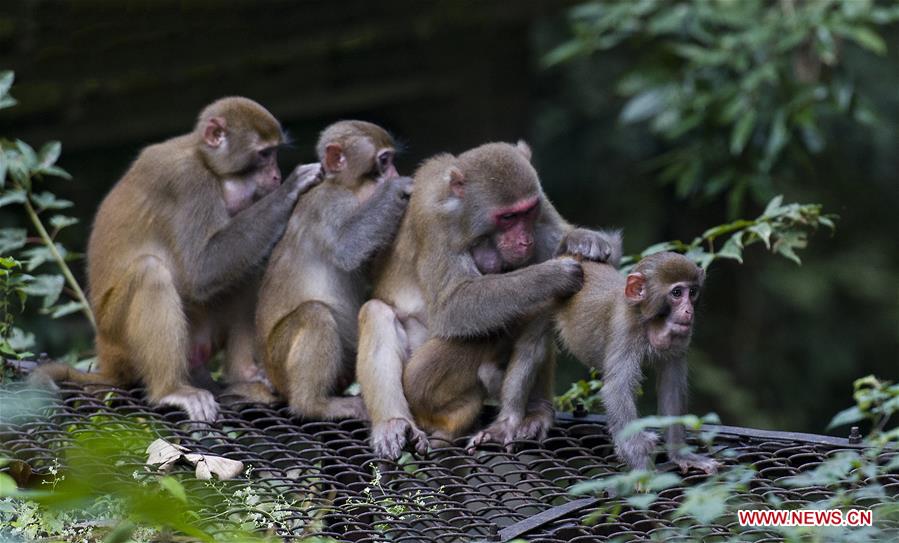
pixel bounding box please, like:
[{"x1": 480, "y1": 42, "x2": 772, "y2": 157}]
[
  {"x1": 250, "y1": 144, "x2": 283, "y2": 195},
  {"x1": 646, "y1": 280, "x2": 700, "y2": 353},
  {"x1": 490, "y1": 195, "x2": 539, "y2": 268}
]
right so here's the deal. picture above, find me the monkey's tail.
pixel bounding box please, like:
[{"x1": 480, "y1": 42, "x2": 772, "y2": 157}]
[{"x1": 28, "y1": 362, "x2": 110, "y2": 389}]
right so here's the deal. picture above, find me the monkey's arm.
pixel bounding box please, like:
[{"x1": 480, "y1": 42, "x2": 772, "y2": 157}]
[
  {"x1": 187, "y1": 164, "x2": 321, "y2": 302},
  {"x1": 428, "y1": 256, "x2": 583, "y2": 338},
  {"x1": 467, "y1": 318, "x2": 555, "y2": 451},
  {"x1": 657, "y1": 357, "x2": 720, "y2": 474},
  {"x1": 600, "y1": 344, "x2": 658, "y2": 471},
  {"x1": 326, "y1": 177, "x2": 412, "y2": 272},
  {"x1": 536, "y1": 196, "x2": 622, "y2": 266}
]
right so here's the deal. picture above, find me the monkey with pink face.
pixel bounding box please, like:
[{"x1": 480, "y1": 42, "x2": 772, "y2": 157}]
[{"x1": 556, "y1": 251, "x2": 721, "y2": 474}]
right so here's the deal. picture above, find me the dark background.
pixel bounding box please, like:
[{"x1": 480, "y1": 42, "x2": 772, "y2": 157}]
[{"x1": 1, "y1": 0, "x2": 896, "y2": 436}]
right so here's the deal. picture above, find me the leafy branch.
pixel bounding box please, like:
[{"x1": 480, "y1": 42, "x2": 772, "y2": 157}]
[
  {"x1": 0, "y1": 71, "x2": 95, "y2": 334},
  {"x1": 622, "y1": 195, "x2": 836, "y2": 271}
]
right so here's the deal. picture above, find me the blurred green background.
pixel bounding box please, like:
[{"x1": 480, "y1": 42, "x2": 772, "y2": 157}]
[{"x1": 0, "y1": 0, "x2": 896, "y2": 436}]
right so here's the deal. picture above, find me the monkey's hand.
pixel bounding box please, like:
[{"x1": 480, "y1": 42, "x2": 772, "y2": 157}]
[
  {"x1": 284, "y1": 162, "x2": 324, "y2": 200},
  {"x1": 548, "y1": 256, "x2": 585, "y2": 298},
  {"x1": 371, "y1": 418, "x2": 429, "y2": 459},
  {"x1": 557, "y1": 228, "x2": 616, "y2": 264},
  {"x1": 388, "y1": 175, "x2": 414, "y2": 200},
  {"x1": 670, "y1": 451, "x2": 721, "y2": 475},
  {"x1": 614, "y1": 430, "x2": 658, "y2": 471}
]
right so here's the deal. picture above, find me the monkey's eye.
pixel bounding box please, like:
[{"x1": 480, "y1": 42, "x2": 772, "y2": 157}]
[
  {"x1": 689, "y1": 287, "x2": 698, "y2": 298},
  {"x1": 258, "y1": 148, "x2": 274, "y2": 160},
  {"x1": 671, "y1": 287, "x2": 683, "y2": 298},
  {"x1": 378, "y1": 151, "x2": 393, "y2": 170},
  {"x1": 500, "y1": 213, "x2": 516, "y2": 221}
]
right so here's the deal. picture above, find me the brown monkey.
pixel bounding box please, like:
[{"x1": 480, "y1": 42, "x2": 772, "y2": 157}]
[
  {"x1": 256, "y1": 121, "x2": 413, "y2": 420},
  {"x1": 357, "y1": 140, "x2": 620, "y2": 458},
  {"x1": 30, "y1": 97, "x2": 323, "y2": 422},
  {"x1": 555, "y1": 251, "x2": 720, "y2": 473}
]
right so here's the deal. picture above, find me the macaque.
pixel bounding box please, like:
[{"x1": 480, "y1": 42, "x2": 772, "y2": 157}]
[
  {"x1": 555, "y1": 251, "x2": 720, "y2": 474},
  {"x1": 256, "y1": 121, "x2": 413, "y2": 420},
  {"x1": 357, "y1": 140, "x2": 620, "y2": 458},
  {"x1": 30, "y1": 97, "x2": 322, "y2": 422}
]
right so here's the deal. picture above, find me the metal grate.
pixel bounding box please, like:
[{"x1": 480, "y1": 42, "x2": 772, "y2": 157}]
[{"x1": 2, "y1": 381, "x2": 898, "y2": 542}]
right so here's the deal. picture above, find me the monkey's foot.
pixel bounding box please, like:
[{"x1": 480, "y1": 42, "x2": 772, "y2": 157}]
[
  {"x1": 615, "y1": 431, "x2": 658, "y2": 471},
  {"x1": 671, "y1": 452, "x2": 721, "y2": 475},
  {"x1": 371, "y1": 418, "x2": 429, "y2": 459},
  {"x1": 157, "y1": 386, "x2": 219, "y2": 423}
]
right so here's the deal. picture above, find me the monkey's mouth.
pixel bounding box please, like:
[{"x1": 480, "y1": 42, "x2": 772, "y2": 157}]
[{"x1": 669, "y1": 323, "x2": 692, "y2": 336}]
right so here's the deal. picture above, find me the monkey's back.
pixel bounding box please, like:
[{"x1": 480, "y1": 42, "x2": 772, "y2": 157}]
[
  {"x1": 87, "y1": 134, "x2": 219, "y2": 305},
  {"x1": 555, "y1": 261, "x2": 622, "y2": 368}
]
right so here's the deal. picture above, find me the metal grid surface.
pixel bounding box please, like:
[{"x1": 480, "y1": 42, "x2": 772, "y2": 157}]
[{"x1": 2, "y1": 381, "x2": 898, "y2": 542}]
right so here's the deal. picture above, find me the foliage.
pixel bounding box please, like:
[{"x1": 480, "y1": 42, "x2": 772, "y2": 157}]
[
  {"x1": 624, "y1": 194, "x2": 836, "y2": 271},
  {"x1": 546, "y1": 0, "x2": 899, "y2": 216},
  {"x1": 0, "y1": 394, "x2": 336, "y2": 543},
  {"x1": 570, "y1": 403, "x2": 899, "y2": 542},
  {"x1": 829, "y1": 375, "x2": 899, "y2": 443},
  {"x1": 555, "y1": 368, "x2": 604, "y2": 413},
  {"x1": 0, "y1": 70, "x2": 95, "y2": 362}
]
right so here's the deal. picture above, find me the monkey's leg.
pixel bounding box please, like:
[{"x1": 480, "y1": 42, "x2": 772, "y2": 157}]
[
  {"x1": 280, "y1": 301, "x2": 366, "y2": 420},
  {"x1": 404, "y1": 339, "x2": 485, "y2": 448},
  {"x1": 111, "y1": 255, "x2": 218, "y2": 422},
  {"x1": 516, "y1": 345, "x2": 556, "y2": 442},
  {"x1": 657, "y1": 357, "x2": 720, "y2": 474},
  {"x1": 357, "y1": 300, "x2": 428, "y2": 458},
  {"x1": 601, "y1": 347, "x2": 655, "y2": 471},
  {"x1": 467, "y1": 319, "x2": 550, "y2": 452}
]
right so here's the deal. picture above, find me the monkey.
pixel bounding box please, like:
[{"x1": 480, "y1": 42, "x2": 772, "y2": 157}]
[
  {"x1": 256, "y1": 120, "x2": 413, "y2": 420},
  {"x1": 29, "y1": 97, "x2": 323, "y2": 422},
  {"x1": 555, "y1": 251, "x2": 721, "y2": 474},
  {"x1": 356, "y1": 140, "x2": 621, "y2": 458}
]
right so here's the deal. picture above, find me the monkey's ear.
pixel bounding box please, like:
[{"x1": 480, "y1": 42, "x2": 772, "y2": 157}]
[
  {"x1": 203, "y1": 117, "x2": 227, "y2": 148},
  {"x1": 624, "y1": 273, "x2": 646, "y2": 303},
  {"x1": 515, "y1": 140, "x2": 532, "y2": 162},
  {"x1": 324, "y1": 143, "x2": 346, "y2": 173},
  {"x1": 447, "y1": 167, "x2": 465, "y2": 198}
]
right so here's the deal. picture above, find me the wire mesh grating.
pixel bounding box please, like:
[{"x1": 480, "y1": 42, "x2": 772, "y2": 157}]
[{"x1": 1, "y1": 381, "x2": 897, "y2": 542}]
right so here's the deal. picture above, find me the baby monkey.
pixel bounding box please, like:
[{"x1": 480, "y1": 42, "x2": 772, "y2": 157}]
[{"x1": 556, "y1": 251, "x2": 720, "y2": 474}]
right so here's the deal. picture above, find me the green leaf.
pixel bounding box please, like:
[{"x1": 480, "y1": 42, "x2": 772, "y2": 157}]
[
  {"x1": 763, "y1": 195, "x2": 784, "y2": 216},
  {"x1": 0, "y1": 228, "x2": 27, "y2": 254},
  {"x1": 31, "y1": 191, "x2": 73, "y2": 211},
  {"x1": 14, "y1": 140, "x2": 37, "y2": 169},
  {"x1": 47, "y1": 300, "x2": 85, "y2": 319},
  {"x1": 843, "y1": 25, "x2": 887, "y2": 55},
  {"x1": 626, "y1": 493, "x2": 658, "y2": 509},
  {"x1": 21, "y1": 274, "x2": 65, "y2": 308},
  {"x1": 0, "y1": 189, "x2": 27, "y2": 208},
  {"x1": 0, "y1": 148, "x2": 7, "y2": 187},
  {"x1": 827, "y1": 406, "x2": 866, "y2": 430},
  {"x1": 37, "y1": 141, "x2": 62, "y2": 169},
  {"x1": 49, "y1": 214, "x2": 79, "y2": 231},
  {"x1": 159, "y1": 476, "x2": 188, "y2": 503},
  {"x1": 620, "y1": 87, "x2": 671, "y2": 124},
  {"x1": 0, "y1": 71, "x2": 13, "y2": 97},
  {"x1": 748, "y1": 222, "x2": 773, "y2": 248},
  {"x1": 729, "y1": 110, "x2": 756, "y2": 155},
  {"x1": 716, "y1": 236, "x2": 744, "y2": 263},
  {"x1": 542, "y1": 40, "x2": 584, "y2": 68},
  {"x1": 0, "y1": 472, "x2": 19, "y2": 497}
]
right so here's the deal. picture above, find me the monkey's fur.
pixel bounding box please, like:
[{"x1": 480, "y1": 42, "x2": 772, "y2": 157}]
[
  {"x1": 357, "y1": 141, "x2": 621, "y2": 458},
  {"x1": 30, "y1": 97, "x2": 322, "y2": 422},
  {"x1": 556, "y1": 252, "x2": 720, "y2": 474},
  {"x1": 257, "y1": 121, "x2": 412, "y2": 420}
]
